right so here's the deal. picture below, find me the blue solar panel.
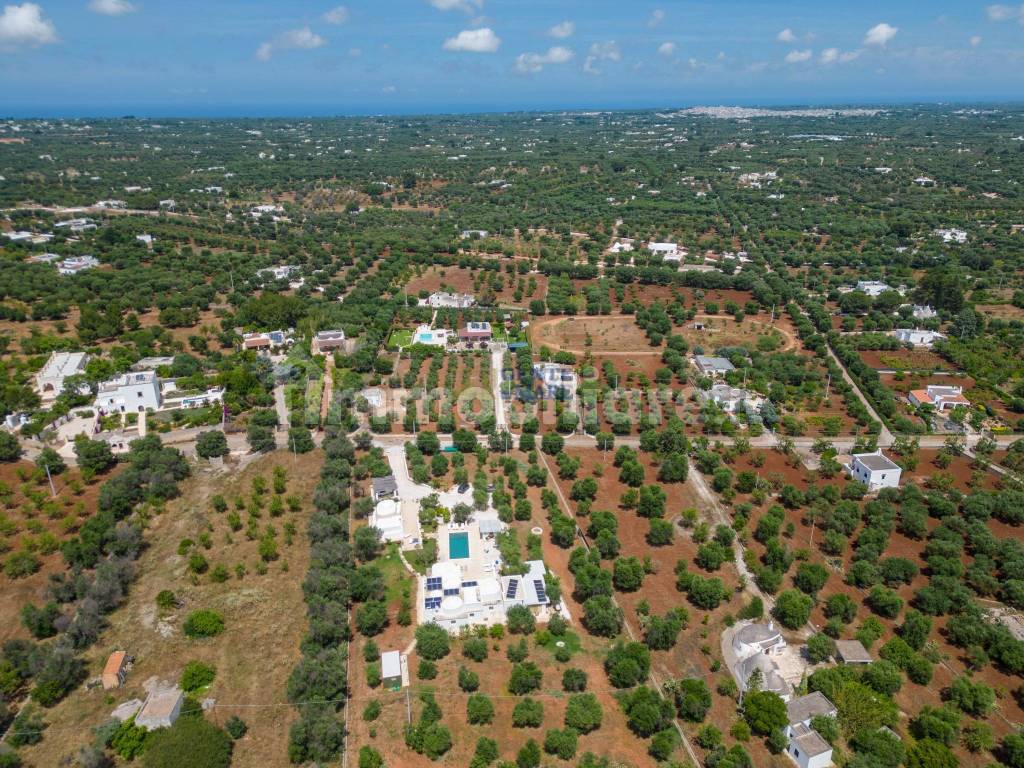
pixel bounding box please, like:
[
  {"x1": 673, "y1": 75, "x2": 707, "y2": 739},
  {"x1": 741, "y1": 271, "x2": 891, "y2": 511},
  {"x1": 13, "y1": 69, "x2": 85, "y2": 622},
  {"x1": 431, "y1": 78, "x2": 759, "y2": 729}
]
[
  {"x1": 505, "y1": 579, "x2": 519, "y2": 599},
  {"x1": 462, "y1": 581, "x2": 477, "y2": 587},
  {"x1": 533, "y1": 579, "x2": 548, "y2": 603},
  {"x1": 424, "y1": 597, "x2": 442, "y2": 610},
  {"x1": 443, "y1": 588, "x2": 460, "y2": 596},
  {"x1": 426, "y1": 577, "x2": 442, "y2": 591}
]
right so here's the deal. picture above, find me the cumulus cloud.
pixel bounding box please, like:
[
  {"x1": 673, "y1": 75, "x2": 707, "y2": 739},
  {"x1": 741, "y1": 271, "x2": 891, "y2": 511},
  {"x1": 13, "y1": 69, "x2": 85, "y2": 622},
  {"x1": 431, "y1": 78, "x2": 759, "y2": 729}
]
[
  {"x1": 777, "y1": 27, "x2": 797, "y2": 43},
  {"x1": 323, "y1": 5, "x2": 349, "y2": 24},
  {"x1": 430, "y1": 0, "x2": 482, "y2": 13},
  {"x1": 442, "y1": 27, "x2": 500, "y2": 52},
  {"x1": 820, "y1": 47, "x2": 861, "y2": 64},
  {"x1": 88, "y1": 0, "x2": 135, "y2": 15},
  {"x1": 584, "y1": 40, "x2": 621, "y2": 74},
  {"x1": 256, "y1": 26, "x2": 326, "y2": 61},
  {"x1": 0, "y1": 3, "x2": 57, "y2": 46},
  {"x1": 548, "y1": 20, "x2": 573, "y2": 38},
  {"x1": 647, "y1": 9, "x2": 664, "y2": 28},
  {"x1": 514, "y1": 45, "x2": 573, "y2": 74},
  {"x1": 784, "y1": 48, "x2": 812, "y2": 63},
  {"x1": 657, "y1": 41, "x2": 675, "y2": 57},
  {"x1": 986, "y1": 4, "x2": 1024, "y2": 22},
  {"x1": 864, "y1": 22, "x2": 898, "y2": 46}
]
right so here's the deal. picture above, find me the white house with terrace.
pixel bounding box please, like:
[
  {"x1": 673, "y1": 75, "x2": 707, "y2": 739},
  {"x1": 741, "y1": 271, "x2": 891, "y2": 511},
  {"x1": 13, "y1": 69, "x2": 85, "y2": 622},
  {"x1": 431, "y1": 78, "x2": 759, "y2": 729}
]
[
  {"x1": 785, "y1": 692, "x2": 838, "y2": 768},
  {"x1": 845, "y1": 450, "x2": 902, "y2": 492}
]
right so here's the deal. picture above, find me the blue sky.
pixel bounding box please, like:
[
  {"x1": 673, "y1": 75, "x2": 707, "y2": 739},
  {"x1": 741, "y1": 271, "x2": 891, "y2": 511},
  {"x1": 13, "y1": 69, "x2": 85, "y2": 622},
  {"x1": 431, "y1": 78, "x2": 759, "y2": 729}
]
[{"x1": 1, "y1": 1, "x2": 1023, "y2": 116}]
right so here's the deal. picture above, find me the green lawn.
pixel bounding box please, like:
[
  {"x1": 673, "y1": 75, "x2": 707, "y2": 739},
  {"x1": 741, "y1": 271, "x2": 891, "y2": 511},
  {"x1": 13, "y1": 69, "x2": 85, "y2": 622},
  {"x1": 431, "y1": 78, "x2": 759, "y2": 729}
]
[{"x1": 387, "y1": 329, "x2": 413, "y2": 350}]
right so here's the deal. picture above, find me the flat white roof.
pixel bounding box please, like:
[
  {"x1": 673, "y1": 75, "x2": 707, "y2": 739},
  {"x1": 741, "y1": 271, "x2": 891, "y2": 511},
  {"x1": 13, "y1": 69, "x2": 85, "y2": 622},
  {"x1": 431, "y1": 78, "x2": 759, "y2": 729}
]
[{"x1": 381, "y1": 650, "x2": 401, "y2": 678}]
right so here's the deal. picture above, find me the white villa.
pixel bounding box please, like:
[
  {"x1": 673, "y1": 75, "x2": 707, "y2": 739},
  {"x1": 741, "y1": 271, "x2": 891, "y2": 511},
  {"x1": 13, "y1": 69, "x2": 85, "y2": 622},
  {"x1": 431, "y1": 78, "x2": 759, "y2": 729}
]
[
  {"x1": 460, "y1": 229, "x2": 489, "y2": 239},
  {"x1": 371, "y1": 498, "x2": 405, "y2": 543},
  {"x1": 729, "y1": 621, "x2": 792, "y2": 700},
  {"x1": 94, "y1": 372, "x2": 162, "y2": 413},
  {"x1": 94, "y1": 372, "x2": 222, "y2": 415},
  {"x1": 845, "y1": 450, "x2": 902, "y2": 491},
  {"x1": 894, "y1": 328, "x2": 945, "y2": 348},
  {"x1": 35, "y1": 352, "x2": 90, "y2": 401},
  {"x1": 58, "y1": 255, "x2": 100, "y2": 275},
  {"x1": 412, "y1": 325, "x2": 450, "y2": 347},
  {"x1": 420, "y1": 292, "x2": 475, "y2": 309},
  {"x1": 785, "y1": 692, "x2": 838, "y2": 768},
  {"x1": 533, "y1": 362, "x2": 576, "y2": 399},
  {"x1": 699, "y1": 384, "x2": 763, "y2": 415},
  {"x1": 911, "y1": 305, "x2": 938, "y2": 320},
  {"x1": 934, "y1": 228, "x2": 967, "y2": 244},
  {"x1": 694, "y1": 355, "x2": 736, "y2": 377},
  {"x1": 608, "y1": 239, "x2": 634, "y2": 254},
  {"x1": 54, "y1": 217, "x2": 97, "y2": 233},
  {"x1": 421, "y1": 556, "x2": 551, "y2": 633},
  {"x1": 855, "y1": 280, "x2": 892, "y2": 297},
  {"x1": 647, "y1": 241, "x2": 683, "y2": 261},
  {"x1": 908, "y1": 384, "x2": 970, "y2": 413}
]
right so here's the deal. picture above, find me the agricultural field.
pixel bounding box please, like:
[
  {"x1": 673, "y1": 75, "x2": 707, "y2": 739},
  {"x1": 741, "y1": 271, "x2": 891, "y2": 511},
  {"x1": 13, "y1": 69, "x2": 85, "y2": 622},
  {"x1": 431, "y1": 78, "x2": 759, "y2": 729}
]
[{"x1": 17, "y1": 449, "x2": 322, "y2": 768}]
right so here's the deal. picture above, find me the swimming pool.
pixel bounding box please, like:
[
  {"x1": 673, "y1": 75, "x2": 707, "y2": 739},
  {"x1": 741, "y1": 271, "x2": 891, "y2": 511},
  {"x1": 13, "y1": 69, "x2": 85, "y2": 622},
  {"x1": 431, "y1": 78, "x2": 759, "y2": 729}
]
[{"x1": 449, "y1": 531, "x2": 470, "y2": 559}]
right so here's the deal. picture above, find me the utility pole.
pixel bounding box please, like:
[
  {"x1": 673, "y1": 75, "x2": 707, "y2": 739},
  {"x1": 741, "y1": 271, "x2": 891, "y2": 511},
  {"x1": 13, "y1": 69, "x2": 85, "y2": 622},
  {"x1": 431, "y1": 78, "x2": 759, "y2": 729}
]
[{"x1": 44, "y1": 463, "x2": 56, "y2": 498}]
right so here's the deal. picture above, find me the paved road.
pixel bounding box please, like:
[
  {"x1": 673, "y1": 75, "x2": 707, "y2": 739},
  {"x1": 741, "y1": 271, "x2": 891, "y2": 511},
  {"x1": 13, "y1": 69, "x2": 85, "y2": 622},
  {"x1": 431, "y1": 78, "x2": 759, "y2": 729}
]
[{"x1": 490, "y1": 347, "x2": 507, "y2": 432}]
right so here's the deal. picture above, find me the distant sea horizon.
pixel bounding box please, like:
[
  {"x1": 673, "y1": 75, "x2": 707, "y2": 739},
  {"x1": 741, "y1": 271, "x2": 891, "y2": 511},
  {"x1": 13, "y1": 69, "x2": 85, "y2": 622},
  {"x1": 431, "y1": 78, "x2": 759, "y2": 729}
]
[{"x1": 4, "y1": 97, "x2": 1024, "y2": 121}]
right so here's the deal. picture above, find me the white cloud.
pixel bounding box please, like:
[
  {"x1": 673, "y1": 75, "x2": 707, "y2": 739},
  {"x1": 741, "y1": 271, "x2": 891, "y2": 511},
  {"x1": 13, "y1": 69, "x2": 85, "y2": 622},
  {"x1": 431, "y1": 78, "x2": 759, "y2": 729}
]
[
  {"x1": 657, "y1": 41, "x2": 675, "y2": 57},
  {"x1": 514, "y1": 45, "x2": 573, "y2": 74},
  {"x1": 323, "y1": 5, "x2": 349, "y2": 25},
  {"x1": 442, "y1": 27, "x2": 500, "y2": 52},
  {"x1": 548, "y1": 20, "x2": 574, "y2": 38},
  {"x1": 864, "y1": 22, "x2": 898, "y2": 46},
  {"x1": 88, "y1": 0, "x2": 135, "y2": 15},
  {"x1": 0, "y1": 3, "x2": 57, "y2": 45},
  {"x1": 583, "y1": 40, "x2": 621, "y2": 74},
  {"x1": 820, "y1": 47, "x2": 861, "y2": 64},
  {"x1": 785, "y1": 48, "x2": 812, "y2": 63},
  {"x1": 430, "y1": 0, "x2": 482, "y2": 13},
  {"x1": 970, "y1": 34, "x2": 983, "y2": 47},
  {"x1": 256, "y1": 26, "x2": 326, "y2": 61},
  {"x1": 777, "y1": 27, "x2": 797, "y2": 43},
  {"x1": 986, "y1": 4, "x2": 1024, "y2": 22},
  {"x1": 382, "y1": 85, "x2": 396, "y2": 93},
  {"x1": 647, "y1": 9, "x2": 664, "y2": 28}
]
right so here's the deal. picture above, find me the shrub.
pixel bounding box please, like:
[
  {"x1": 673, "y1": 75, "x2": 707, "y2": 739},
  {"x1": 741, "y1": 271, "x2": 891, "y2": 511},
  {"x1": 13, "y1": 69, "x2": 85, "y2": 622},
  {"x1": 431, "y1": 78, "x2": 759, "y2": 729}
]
[
  {"x1": 458, "y1": 666, "x2": 479, "y2": 692},
  {"x1": 141, "y1": 715, "x2": 232, "y2": 768},
  {"x1": 467, "y1": 694, "x2": 495, "y2": 724},
  {"x1": 562, "y1": 668, "x2": 587, "y2": 692},
  {"x1": 462, "y1": 636, "x2": 488, "y2": 662},
  {"x1": 564, "y1": 693, "x2": 603, "y2": 734},
  {"x1": 183, "y1": 610, "x2": 225, "y2": 638},
  {"x1": 180, "y1": 661, "x2": 216, "y2": 692},
  {"x1": 358, "y1": 746, "x2": 383, "y2": 768},
  {"x1": 225, "y1": 716, "x2": 247, "y2": 740},
  {"x1": 506, "y1": 605, "x2": 536, "y2": 635},
  {"x1": 508, "y1": 662, "x2": 542, "y2": 695},
  {"x1": 415, "y1": 623, "x2": 450, "y2": 660},
  {"x1": 512, "y1": 697, "x2": 544, "y2": 727},
  {"x1": 543, "y1": 727, "x2": 578, "y2": 760}
]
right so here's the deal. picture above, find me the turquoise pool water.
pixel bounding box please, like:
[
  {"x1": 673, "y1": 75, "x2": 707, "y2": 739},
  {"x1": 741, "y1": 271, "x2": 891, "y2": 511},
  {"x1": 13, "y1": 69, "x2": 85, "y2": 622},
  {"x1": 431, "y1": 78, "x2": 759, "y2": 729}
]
[{"x1": 449, "y1": 531, "x2": 470, "y2": 559}]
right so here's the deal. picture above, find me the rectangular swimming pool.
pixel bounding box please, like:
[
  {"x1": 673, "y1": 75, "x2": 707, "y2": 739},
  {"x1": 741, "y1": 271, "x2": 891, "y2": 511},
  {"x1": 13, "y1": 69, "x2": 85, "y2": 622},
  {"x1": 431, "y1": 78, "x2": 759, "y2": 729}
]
[{"x1": 449, "y1": 531, "x2": 470, "y2": 559}]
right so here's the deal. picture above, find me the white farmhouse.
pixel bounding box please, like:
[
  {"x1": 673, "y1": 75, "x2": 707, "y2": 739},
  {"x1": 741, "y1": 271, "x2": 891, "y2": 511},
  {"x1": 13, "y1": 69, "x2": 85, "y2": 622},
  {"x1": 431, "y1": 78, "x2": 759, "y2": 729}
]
[
  {"x1": 135, "y1": 686, "x2": 184, "y2": 731},
  {"x1": 35, "y1": 352, "x2": 90, "y2": 401},
  {"x1": 855, "y1": 280, "x2": 892, "y2": 297},
  {"x1": 894, "y1": 328, "x2": 945, "y2": 348},
  {"x1": 933, "y1": 228, "x2": 967, "y2": 244},
  {"x1": 698, "y1": 384, "x2": 762, "y2": 415},
  {"x1": 846, "y1": 450, "x2": 902, "y2": 491},
  {"x1": 647, "y1": 241, "x2": 683, "y2": 261},
  {"x1": 911, "y1": 305, "x2": 937, "y2": 320},
  {"x1": 420, "y1": 292, "x2": 475, "y2": 309},
  {"x1": 785, "y1": 692, "x2": 837, "y2": 768},
  {"x1": 94, "y1": 372, "x2": 162, "y2": 414},
  {"x1": 908, "y1": 385, "x2": 970, "y2": 413},
  {"x1": 729, "y1": 621, "x2": 792, "y2": 700},
  {"x1": 58, "y1": 256, "x2": 100, "y2": 275}
]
